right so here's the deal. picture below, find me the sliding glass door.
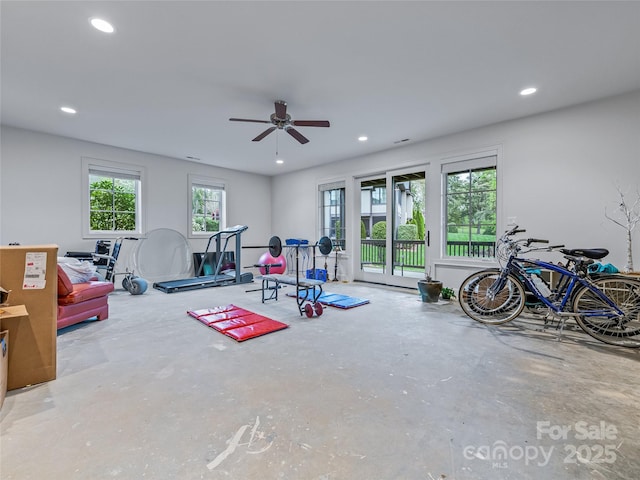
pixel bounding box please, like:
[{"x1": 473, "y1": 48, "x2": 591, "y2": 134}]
[
  {"x1": 357, "y1": 167, "x2": 428, "y2": 288},
  {"x1": 359, "y1": 176, "x2": 387, "y2": 277},
  {"x1": 391, "y1": 171, "x2": 426, "y2": 279}
]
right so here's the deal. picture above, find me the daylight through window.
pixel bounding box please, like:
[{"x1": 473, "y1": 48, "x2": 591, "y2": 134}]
[
  {"x1": 319, "y1": 182, "x2": 346, "y2": 250},
  {"x1": 88, "y1": 168, "x2": 141, "y2": 233},
  {"x1": 191, "y1": 177, "x2": 225, "y2": 236},
  {"x1": 443, "y1": 156, "x2": 497, "y2": 258}
]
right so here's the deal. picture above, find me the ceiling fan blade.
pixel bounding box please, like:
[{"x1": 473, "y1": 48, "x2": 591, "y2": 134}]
[
  {"x1": 286, "y1": 127, "x2": 309, "y2": 144},
  {"x1": 252, "y1": 126, "x2": 276, "y2": 142},
  {"x1": 274, "y1": 100, "x2": 287, "y2": 120},
  {"x1": 229, "y1": 118, "x2": 271, "y2": 123},
  {"x1": 292, "y1": 120, "x2": 330, "y2": 127}
]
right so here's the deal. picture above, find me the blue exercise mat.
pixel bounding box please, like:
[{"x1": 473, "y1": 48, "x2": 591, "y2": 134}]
[{"x1": 286, "y1": 290, "x2": 369, "y2": 309}]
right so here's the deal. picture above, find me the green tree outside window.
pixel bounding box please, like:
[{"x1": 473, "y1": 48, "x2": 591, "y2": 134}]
[{"x1": 89, "y1": 176, "x2": 137, "y2": 231}]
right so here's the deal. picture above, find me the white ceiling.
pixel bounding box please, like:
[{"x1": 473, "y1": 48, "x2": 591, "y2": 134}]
[{"x1": 2, "y1": 1, "x2": 639, "y2": 176}]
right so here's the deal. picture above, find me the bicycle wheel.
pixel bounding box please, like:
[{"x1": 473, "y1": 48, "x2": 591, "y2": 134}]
[
  {"x1": 459, "y1": 269, "x2": 526, "y2": 325},
  {"x1": 572, "y1": 276, "x2": 640, "y2": 348}
]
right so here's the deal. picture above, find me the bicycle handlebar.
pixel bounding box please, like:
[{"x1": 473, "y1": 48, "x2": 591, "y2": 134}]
[
  {"x1": 504, "y1": 225, "x2": 525, "y2": 236},
  {"x1": 499, "y1": 225, "x2": 564, "y2": 255}
]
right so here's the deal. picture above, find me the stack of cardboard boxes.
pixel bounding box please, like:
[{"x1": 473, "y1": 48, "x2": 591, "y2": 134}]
[{"x1": 0, "y1": 245, "x2": 58, "y2": 409}]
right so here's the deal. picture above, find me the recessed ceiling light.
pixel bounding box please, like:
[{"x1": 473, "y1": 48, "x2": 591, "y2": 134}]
[
  {"x1": 90, "y1": 18, "x2": 115, "y2": 33},
  {"x1": 60, "y1": 106, "x2": 77, "y2": 114},
  {"x1": 520, "y1": 87, "x2": 537, "y2": 96},
  {"x1": 358, "y1": 136, "x2": 368, "y2": 142},
  {"x1": 276, "y1": 159, "x2": 284, "y2": 165}
]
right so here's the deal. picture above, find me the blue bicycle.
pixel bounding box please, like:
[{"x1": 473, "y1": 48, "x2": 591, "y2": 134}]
[{"x1": 459, "y1": 226, "x2": 640, "y2": 348}]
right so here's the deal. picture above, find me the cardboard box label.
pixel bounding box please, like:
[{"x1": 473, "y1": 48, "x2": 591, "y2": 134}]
[{"x1": 23, "y1": 252, "x2": 47, "y2": 289}]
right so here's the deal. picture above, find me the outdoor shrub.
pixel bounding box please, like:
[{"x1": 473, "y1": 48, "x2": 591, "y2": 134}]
[
  {"x1": 397, "y1": 224, "x2": 418, "y2": 240},
  {"x1": 372, "y1": 221, "x2": 386, "y2": 239},
  {"x1": 413, "y1": 207, "x2": 425, "y2": 240}
]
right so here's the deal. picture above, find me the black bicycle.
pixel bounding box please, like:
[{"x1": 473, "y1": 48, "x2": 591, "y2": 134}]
[{"x1": 458, "y1": 226, "x2": 640, "y2": 348}]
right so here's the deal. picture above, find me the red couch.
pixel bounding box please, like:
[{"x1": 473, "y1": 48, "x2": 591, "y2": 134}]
[{"x1": 57, "y1": 265, "x2": 114, "y2": 330}]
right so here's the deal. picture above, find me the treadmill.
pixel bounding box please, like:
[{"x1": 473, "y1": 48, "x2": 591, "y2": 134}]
[{"x1": 153, "y1": 225, "x2": 253, "y2": 293}]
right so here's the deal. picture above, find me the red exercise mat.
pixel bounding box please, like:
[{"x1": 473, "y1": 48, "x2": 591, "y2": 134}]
[
  {"x1": 197, "y1": 308, "x2": 254, "y2": 326},
  {"x1": 224, "y1": 319, "x2": 289, "y2": 342},
  {"x1": 187, "y1": 305, "x2": 288, "y2": 341},
  {"x1": 210, "y1": 313, "x2": 267, "y2": 332},
  {"x1": 188, "y1": 305, "x2": 236, "y2": 318}
]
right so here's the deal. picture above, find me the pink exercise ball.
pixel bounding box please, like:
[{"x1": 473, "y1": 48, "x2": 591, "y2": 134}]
[{"x1": 258, "y1": 252, "x2": 286, "y2": 274}]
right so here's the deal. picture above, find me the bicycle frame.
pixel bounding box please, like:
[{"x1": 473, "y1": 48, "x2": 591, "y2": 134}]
[
  {"x1": 459, "y1": 225, "x2": 640, "y2": 347},
  {"x1": 500, "y1": 256, "x2": 625, "y2": 319}
]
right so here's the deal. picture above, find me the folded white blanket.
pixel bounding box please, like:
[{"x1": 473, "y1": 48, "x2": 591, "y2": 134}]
[{"x1": 58, "y1": 258, "x2": 98, "y2": 284}]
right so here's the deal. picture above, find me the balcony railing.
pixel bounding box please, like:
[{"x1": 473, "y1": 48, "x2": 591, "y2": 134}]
[
  {"x1": 360, "y1": 239, "x2": 496, "y2": 270},
  {"x1": 446, "y1": 241, "x2": 496, "y2": 258}
]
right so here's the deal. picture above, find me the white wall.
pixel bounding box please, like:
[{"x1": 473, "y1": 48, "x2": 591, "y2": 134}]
[
  {"x1": 2, "y1": 91, "x2": 638, "y2": 289},
  {"x1": 0, "y1": 127, "x2": 273, "y2": 270},
  {"x1": 271, "y1": 90, "x2": 640, "y2": 288}
]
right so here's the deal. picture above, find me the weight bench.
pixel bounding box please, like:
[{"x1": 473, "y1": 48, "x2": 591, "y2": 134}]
[
  {"x1": 253, "y1": 236, "x2": 333, "y2": 317},
  {"x1": 261, "y1": 274, "x2": 325, "y2": 316}
]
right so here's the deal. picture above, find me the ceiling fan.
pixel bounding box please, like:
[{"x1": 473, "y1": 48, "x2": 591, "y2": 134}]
[{"x1": 229, "y1": 100, "x2": 330, "y2": 144}]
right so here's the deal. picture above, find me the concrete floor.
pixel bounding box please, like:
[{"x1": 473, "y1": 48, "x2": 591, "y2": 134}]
[{"x1": 1, "y1": 280, "x2": 639, "y2": 480}]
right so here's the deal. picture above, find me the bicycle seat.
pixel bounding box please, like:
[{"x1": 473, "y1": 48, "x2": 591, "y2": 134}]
[{"x1": 560, "y1": 248, "x2": 609, "y2": 260}]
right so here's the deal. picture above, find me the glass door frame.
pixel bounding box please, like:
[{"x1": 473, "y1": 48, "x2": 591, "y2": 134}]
[{"x1": 354, "y1": 165, "x2": 429, "y2": 289}]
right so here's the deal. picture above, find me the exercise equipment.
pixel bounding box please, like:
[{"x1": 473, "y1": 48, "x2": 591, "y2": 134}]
[
  {"x1": 242, "y1": 236, "x2": 287, "y2": 294},
  {"x1": 287, "y1": 290, "x2": 370, "y2": 309},
  {"x1": 94, "y1": 237, "x2": 148, "y2": 295},
  {"x1": 333, "y1": 246, "x2": 340, "y2": 281},
  {"x1": 134, "y1": 228, "x2": 193, "y2": 283},
  {"x1": 318, "y1": 235, "x2": 332, "y2": 280},
  {"x1": 257, "y1": 251, "x2": 286, "y2": 275},
  {"x1": 154, "y1": 225, "x2": 253, "y2": 293},
  {"x1": 260, "y1": 236, "x2": 332, "y2": 317},
  {"x1": 187, "y1": 304, "x2": 288, "y2": 342},
  {"x1": 284, "y1": 238, "x2": 308, "y2": 275}
]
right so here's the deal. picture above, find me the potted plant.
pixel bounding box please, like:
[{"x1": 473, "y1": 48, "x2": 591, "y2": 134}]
[
  {"x1": 440, "y1": 287, "x2": 456, "y2": 301},
  {"x1": 417, "y1": 268, "x2": 443, "y2": 303}
]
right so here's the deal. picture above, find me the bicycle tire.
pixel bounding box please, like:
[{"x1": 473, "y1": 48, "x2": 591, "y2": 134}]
[
  {"x1": 572, "y1": 275, "x2": 640, "y2": 348},
  {"x1": 458, "y1": 269, "x2": 526, "y2": 325}
]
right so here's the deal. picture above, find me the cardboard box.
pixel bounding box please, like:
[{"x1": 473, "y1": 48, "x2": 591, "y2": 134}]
[
  {"x1": 0, "y1": 245, "x2": 58, "y2": 390},
  {"x1": 0, "y1": 330, "x2": 8, "y2": 409}
]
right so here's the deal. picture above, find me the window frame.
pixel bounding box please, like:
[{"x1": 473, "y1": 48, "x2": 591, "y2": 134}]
[
  {"x1": 441, "y1": 152, "x2": 499, "y2": 260},
  {"x1": 188, "y1": 174, "x2": 226, "y2": 239},
  {"x1": 319, "y1": 180, "x2": 346, "y2": 251},
  {"x1": 82, "y1": 157, "x2": 145, "y2": 239}
]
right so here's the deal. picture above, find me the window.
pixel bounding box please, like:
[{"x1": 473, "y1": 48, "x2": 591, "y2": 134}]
[
  {"x1": 82, "y1": 158, "x2": 144, "y2": 236},
  {"x1": 190, "y1": 175, "x2": 225, "y2": 237},
  {"x1": 319, "y1": 181, "x2": 345, "y2": 250},
  {"x1": 443, "y1": 155, "x2": 497, "y2": 258},
  {"x1": 371, "y1": 186, "x2": 386, "y2": 205}
]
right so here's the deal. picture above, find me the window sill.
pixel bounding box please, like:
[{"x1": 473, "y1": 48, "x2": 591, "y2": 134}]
[{"x1": 433, "y1": 257, "x2": 499, "y2": 270}]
